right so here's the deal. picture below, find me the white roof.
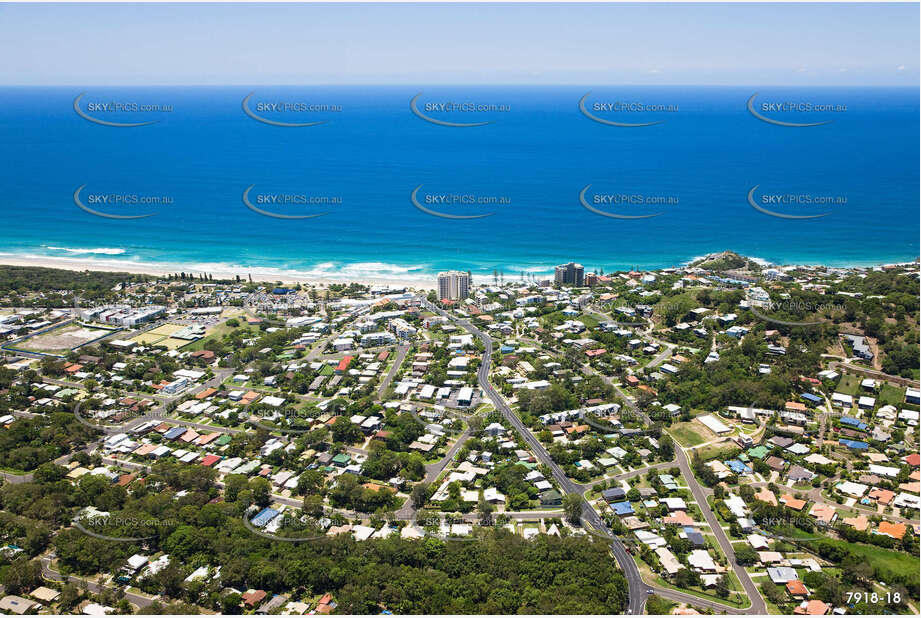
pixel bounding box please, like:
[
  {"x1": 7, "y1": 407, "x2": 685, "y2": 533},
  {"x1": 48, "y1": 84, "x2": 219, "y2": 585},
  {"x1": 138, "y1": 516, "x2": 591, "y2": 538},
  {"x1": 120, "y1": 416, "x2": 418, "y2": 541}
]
[
  {"x1": 660, "y1": 497, "x2": 687, "y2": 510},
  {"x1": 126, "y1": 554, "x2": 149, "y2": 569},
  {"x1": 687, "y1": 549, "x2": 717, "y2": 571},
  {"x1": 697, "y1": 413, "x2": 731, "y2": 434},
  {"x1": 836, "y1": 481, "x2": 867, "y2": 497},
  {"x1": 747, "y1": 534, "x2": 770, "y2": 549},
  {"x1": 352, "y1": 525, "x2": 376, "y2": 541},
  {"x1": 654, "y1": 547, "x2": 682, "y2": 574},
  {"x1": 418, "y1": 384, "x2": 436, "y2": 398}
]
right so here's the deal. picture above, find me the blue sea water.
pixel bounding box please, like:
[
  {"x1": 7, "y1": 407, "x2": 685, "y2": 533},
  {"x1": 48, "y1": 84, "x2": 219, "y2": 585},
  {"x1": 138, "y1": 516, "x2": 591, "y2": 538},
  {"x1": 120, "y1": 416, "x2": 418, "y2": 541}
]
[{"x1": 0, "y1": 86, "x2": 917, "y2": 283}]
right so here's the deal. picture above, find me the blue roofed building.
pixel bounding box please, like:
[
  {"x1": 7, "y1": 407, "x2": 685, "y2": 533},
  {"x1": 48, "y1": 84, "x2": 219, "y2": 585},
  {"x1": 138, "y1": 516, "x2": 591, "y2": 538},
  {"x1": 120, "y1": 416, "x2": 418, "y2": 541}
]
[
  {"x1": 610, "y1": 501, "x2": 635, "y2": 516},
  {"x1": 801, "y1": 393, "x2": 822, "y2": 405},
  {"x1": 726, "y1": 459, "x2": 752, "y2": 475},
  {"x1": 840, "y1": 416, "x2": 868, "y2": 431},
  {"x1": 839, "y1": 439, "x2": 869, "y2": 450},
  {"x1": 683, "y1": 526, "x2": 706, "y2": 547},
  {"x1": 251, "y1": 507, "x2": 280, "y2": 527},
  {"x1": 163, "y1": 426, "x2": 186, "y2": 440}
]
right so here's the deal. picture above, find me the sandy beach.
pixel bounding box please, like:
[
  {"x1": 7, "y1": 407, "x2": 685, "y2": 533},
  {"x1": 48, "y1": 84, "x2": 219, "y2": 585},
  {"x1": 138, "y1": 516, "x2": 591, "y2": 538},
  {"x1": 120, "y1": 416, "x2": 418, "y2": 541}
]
[{"x1": 0, "y1": 254, "x2": 437, "y2": 290}]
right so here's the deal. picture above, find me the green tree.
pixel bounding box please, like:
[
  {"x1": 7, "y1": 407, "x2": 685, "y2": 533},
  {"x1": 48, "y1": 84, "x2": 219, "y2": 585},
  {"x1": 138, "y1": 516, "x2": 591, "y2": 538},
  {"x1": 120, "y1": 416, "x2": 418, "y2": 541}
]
[{"x1": 563, "y1": 494, "x2": 582, "y2": 523}]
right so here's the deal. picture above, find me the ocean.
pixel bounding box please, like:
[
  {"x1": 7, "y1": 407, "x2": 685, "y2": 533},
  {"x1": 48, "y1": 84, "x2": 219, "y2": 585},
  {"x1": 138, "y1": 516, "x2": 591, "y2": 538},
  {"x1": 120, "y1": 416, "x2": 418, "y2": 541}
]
[{"x1": 0, "y1": 86, "x2": 917, "y2": 283}]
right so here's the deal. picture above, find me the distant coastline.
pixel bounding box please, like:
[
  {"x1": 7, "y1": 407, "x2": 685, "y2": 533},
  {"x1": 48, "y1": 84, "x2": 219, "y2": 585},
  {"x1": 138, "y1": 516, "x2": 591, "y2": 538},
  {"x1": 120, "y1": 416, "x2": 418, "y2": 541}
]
[
  {"x1": 1, "y1": 250, "x2": 916, "y2": 291},
  {"x1": 2, "y1": 86, "x2": 917, "y2": 283}
]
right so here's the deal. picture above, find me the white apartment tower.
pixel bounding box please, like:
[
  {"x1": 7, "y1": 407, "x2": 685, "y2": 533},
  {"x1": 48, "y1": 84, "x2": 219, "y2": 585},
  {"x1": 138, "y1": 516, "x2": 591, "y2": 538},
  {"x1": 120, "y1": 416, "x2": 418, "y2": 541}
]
[{"x1": 437, "y1": 271, "x2": 470, "y2": 300}]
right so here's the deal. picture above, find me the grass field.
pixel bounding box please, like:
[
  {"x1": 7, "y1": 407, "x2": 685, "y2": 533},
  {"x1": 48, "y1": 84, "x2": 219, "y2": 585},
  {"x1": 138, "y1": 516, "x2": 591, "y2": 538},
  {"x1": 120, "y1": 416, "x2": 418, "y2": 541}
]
[
  {"x1": 131, "y1": 323, "x2": 204, "y2": 349},
  {"x1": 835, "y1": 374, "x2": 861, "y2": 396},
  {"x1": 161, "y1": 336, "x2": 193, "y2": 350},
  {"x1": 786, "y1": 527, "x2": 919, "y2": 578},
  {"x1": 694, "y1": 441, "x2": 741, "y2": 461},
  {"x1": 182, "y1": 321, "x2": 253, "y2": 352},
  {"x1": 668, "y1": 421, "x2": 711, "y2": 447},
  {"x1": 146, "y1": 323, "x2": 186, "y2": 336},
  {"x1": 131, "y1": 332, "x2": 168, "y2": 346},
  {"x1": 823, "y1": 539, "x2": 919, "y2": 576},
  {"x1": 878, "y1": 383, "x2": 905, "y2": 406}
]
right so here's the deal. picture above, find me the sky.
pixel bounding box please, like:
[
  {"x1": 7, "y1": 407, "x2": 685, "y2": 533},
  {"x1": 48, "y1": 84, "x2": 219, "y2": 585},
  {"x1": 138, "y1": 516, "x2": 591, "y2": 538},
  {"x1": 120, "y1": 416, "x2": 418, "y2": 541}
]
[{"x1": 0, "y1": 2, "x2": 917, "y2": 85}]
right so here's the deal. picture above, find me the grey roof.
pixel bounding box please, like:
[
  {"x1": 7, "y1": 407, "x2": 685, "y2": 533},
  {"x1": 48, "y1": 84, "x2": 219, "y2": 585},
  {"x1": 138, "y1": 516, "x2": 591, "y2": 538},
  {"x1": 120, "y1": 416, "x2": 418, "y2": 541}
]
[{"x1": 767, "y1": 566, "x2": 798, "y2": 584}]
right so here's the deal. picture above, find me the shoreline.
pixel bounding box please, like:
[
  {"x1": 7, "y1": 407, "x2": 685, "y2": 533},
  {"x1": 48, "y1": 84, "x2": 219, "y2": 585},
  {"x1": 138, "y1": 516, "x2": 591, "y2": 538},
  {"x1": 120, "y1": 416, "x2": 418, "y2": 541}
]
[
  {"x1": 0, "y1": 252, "x2": 917, "y2": 291},
  {"x1": 0, "y1": 254, "x2": 438, "y2": 290}
]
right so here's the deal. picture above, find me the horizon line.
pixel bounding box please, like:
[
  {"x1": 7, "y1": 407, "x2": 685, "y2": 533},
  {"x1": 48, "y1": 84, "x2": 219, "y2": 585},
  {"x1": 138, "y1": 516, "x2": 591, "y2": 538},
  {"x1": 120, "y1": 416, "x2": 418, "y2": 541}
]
[{"x1": 1, "y1": 82, "x2": 918, "y2": 88}]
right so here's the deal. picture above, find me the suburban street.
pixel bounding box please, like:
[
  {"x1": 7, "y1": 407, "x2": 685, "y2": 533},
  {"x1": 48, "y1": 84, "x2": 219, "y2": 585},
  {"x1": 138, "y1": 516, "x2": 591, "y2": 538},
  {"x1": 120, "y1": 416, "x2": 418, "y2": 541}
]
[
  {"x1": 423, "y1": 299, "x2": 649, "y2": 615},
  {"x1": 670, "y1": 440, "x2": 767, "y2": 614},
  {"x1": 424, "y1": 298, "x2": 773, "y2": 615}
]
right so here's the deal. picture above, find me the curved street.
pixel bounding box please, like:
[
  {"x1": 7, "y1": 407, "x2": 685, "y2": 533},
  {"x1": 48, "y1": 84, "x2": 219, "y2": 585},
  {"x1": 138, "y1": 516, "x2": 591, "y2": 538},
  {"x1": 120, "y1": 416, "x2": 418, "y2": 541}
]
[{"x1": 425, "y1": 298, "x2": 769, "y2": 615}]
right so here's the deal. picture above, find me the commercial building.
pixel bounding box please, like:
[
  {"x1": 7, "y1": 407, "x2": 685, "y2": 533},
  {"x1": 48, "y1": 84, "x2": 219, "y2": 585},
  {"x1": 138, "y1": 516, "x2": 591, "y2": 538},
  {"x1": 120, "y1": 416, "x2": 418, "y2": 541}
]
[{"x1": 80, "y1": 305, "x2": 166, "y2": 327}]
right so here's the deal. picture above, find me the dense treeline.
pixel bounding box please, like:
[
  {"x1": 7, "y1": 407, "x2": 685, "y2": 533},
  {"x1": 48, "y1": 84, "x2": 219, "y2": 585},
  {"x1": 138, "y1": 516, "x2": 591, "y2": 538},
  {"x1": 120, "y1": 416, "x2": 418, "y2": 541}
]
[
  {"x1": 0, "y1": 266, "x2": 151, "y2": 304},
  {"x1": 0, "y1": 413, "x2": 98, "y2": 472},
  {"x1": 835, "y1": 270, "x2": 920, "y2": 378},
  {"x1": 0, "y1": 461, "x2": 628, "y2": 614}
]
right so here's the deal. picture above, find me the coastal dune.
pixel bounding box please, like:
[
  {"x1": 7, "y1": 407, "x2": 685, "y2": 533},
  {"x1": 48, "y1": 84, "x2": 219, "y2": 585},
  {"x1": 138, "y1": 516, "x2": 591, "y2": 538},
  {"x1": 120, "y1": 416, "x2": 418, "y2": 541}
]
[{"x1": 0, "y1": 254, "x2": 438, "y2": 290}]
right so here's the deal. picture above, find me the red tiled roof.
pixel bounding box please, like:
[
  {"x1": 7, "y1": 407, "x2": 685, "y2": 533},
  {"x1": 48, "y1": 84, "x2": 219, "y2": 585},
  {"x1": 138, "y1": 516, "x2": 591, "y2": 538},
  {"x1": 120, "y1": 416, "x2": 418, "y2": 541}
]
[
  {"x1": 242, "y1": 590, "x2": 266, "y2": 607},
  {"x1": 200, "y1": 454, "x2": 221, "y2": 467},
  {"x1": 786, "y1": 580, "x2": 809, "y2": 597},
  {"x1": 877, "y1": 521, "x2": 907, "y2": 539},
  {"x1": 794, "y1": 600, "x2": 829, "y2": 615},
  {"x1": 195, "y1": 387, "x2": 217, "y2": 400}
]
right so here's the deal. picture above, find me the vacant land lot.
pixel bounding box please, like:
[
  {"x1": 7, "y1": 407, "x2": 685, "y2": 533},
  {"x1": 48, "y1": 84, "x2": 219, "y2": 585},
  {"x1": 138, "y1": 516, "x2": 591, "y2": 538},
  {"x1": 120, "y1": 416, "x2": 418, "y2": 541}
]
[
  {"x1": 668, "y1": 421, "x2": 711, "y2": 447},
  {"x1": 836, "y1": 374, "x2": 861, "y2": 396},
  {"x1": 18, "y1": 322, "x2": 112, "y2": 353},
  {"x1": 878, "y1": 383, "x2": 905, "y2": 405}
]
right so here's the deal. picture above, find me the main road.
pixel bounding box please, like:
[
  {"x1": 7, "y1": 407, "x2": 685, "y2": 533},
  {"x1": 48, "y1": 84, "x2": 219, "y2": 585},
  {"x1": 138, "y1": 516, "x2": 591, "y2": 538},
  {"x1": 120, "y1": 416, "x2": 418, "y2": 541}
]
[
  {"x1": 423, "y1": 300, "x2": 648, "y2": 615},
  {"x1": 40, "y1": 554, "x2": 157, "y2": 609},
  {"x1": 426, "y1": 299, "x2": 771, "y2": 614},
  {"x1": 670, "y1": 439, "x2": 767, "y2": 614}
]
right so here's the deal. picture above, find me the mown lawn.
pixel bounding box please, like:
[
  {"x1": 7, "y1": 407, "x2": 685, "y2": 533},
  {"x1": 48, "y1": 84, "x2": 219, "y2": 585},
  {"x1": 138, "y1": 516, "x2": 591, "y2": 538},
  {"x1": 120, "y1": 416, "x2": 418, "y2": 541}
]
[
  {"x1": 829, "y1": 539, "x2": 919, "y2": 576},
  {"x1": 668, "y1": 421, "x2": 710, "y2": 447},
  {"x1": 835, "y1": 374, "x2": 861, "y2": 396},
  {"x1": 785, "y1": 526, "x2": 918, "y2": 577},
  {"x1": 878, "y1": 383, "x2": 905, "y2": 406}
]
